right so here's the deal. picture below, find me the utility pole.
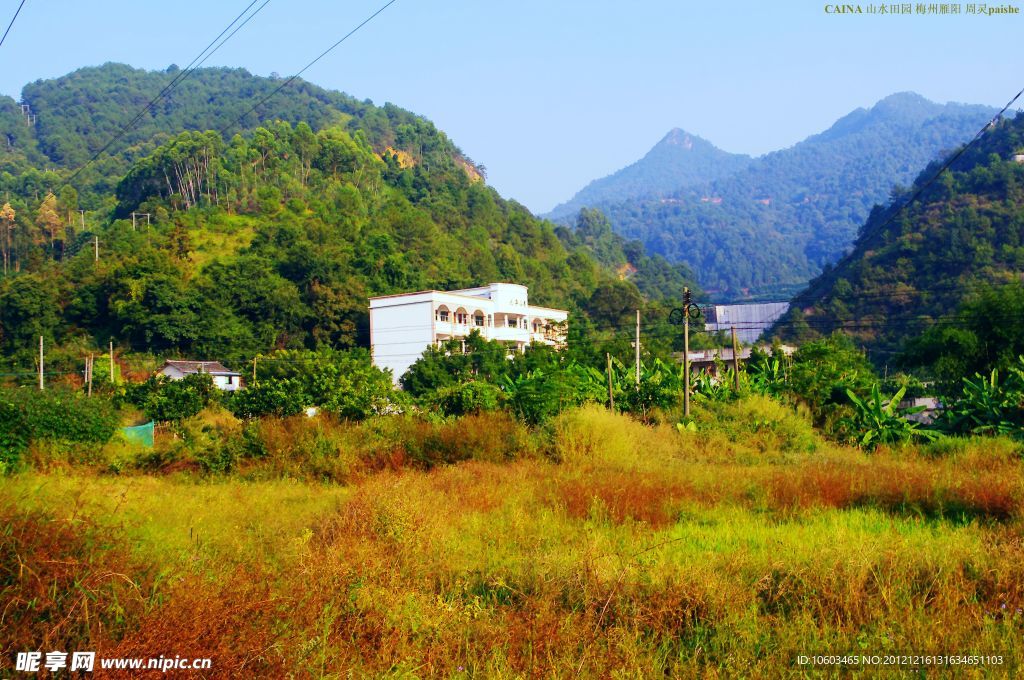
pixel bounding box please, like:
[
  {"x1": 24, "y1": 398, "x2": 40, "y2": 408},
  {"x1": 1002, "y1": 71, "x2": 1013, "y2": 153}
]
[
  {"x1": 109, "y1": 341, "x2": 115, "y2": 383},
  {"x1": 93, "y1": 235, "x2": 99, "y2": 262},
  {"x1": 131, "y1": 212, "x2": 151, "y2": 231},
  {"x1": 38, "y1": 336, "x2": 44, "y2": 391},
  {"x1": 635, "y1": 309, "x2": 641, "y2": 386},
  {"x1": 78, "y1": 210, "x2": 85, "y2": 229},
  {"x1": 683, "y1": 288, "x2": 691, "y2": 418},
  {"x1": 606, "y1": 352, "x2": 615, "y2": 412},
  {"x1": 253, "y1": 356, "x2": 258, "y2": 385},
  {"x1": 731, "y1": 326, "x2": 741, "y2": 392},
  {"x1": 86, "y1": 354, "x2": 94, "y2": 396}
]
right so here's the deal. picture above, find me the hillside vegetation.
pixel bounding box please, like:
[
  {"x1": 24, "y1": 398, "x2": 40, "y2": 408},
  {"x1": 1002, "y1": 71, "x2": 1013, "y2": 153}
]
[
  {"x1": 0, "y1": 64, "x2": 699, "y2": 371},
  {"x1": 774, "y1": 110, "x2": 1024, "y2": 366},
  {"x1": 553, "y1": 93, "x2": 997, "y2": 297}
]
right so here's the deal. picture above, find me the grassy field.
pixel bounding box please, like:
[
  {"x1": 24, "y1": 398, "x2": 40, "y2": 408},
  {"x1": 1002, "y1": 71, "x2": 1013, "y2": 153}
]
[{"x1": 2, "y1": 400, "x2": 1023, "y2": 677}]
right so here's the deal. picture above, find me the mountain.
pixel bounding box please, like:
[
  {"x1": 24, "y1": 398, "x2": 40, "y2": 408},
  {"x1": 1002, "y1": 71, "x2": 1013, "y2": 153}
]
[
  {"x1": 555, "y1": 93, "x2": 999, "y2": 298},
  {"x1": 0, "y1": 64, "x2": 699, "y2": 366},
  {"x1": 546, "y1": 129, "x2": 751, "y2": 221},
  {"x1": 771, "y1": 110, "x2": 1024, "y2": 360}
]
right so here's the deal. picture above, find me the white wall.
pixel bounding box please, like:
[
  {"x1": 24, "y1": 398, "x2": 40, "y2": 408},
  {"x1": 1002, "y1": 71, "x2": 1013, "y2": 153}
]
[{"x1": 370, "y1": 299, "x2": 435, "y2": 384}]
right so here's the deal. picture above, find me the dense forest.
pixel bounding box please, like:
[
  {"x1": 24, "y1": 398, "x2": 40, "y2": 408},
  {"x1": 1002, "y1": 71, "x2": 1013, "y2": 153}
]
[
  {"x1": 551, "y1": 93, "x2": 997, "y2": 298},
  {"x1": 772, "y1": 110, "x2": 1024, "y2": 372},
  {"x1": 0, "y1": 64, "x2": 699, "y2": 374}
]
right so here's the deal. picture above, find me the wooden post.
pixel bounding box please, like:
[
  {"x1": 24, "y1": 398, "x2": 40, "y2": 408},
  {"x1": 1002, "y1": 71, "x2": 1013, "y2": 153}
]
[
  {"x1": 253, "y1": 356, "x2": 258, "y2": 385},
  {"x1": 606, "y1": 352, "x2": 615, "y2": 412},
  {"x1": 731, "y1": 326, "x2": 740, "y2": 392},
  {"x1": 38, "y1": 336, "x2": 44, "y2": 391},
  {"x1": 635, "y1": 309, "x2": 641, "y2": 386}
]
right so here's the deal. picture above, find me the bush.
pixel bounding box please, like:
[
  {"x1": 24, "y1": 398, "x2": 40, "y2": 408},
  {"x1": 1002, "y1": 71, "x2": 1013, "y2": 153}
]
[
  {"x1": 0, "y1": 399, "x2": 29, "y2": 473},
  {"x1": 422, "y1": 381, "x2": 503, "y2": 417},
  {"x1": 123, "y1": 373, "x2": 217, "y2": 422},
  {"x1": 229, "y1": 379, "x2": 306, "y2": 418},
  {"x1": 236, "y1": 349, "x2": 402, "y2": 420},
  {"x1": 1, "y1": 387, "x2": 119, "y2": 446}
]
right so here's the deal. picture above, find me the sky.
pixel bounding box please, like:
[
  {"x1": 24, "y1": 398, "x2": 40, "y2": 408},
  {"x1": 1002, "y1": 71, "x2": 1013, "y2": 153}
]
[{"x1": 1, "y1": 1, "x2": 1021, "y2": 213}]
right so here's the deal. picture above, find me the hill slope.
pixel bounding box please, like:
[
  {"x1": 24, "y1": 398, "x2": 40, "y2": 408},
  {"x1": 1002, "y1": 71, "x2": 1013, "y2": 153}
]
[
  {"x1": 546, "y1": 129, "x2": 751, "y2": 220},
  {"x1": 557, "y1": 93, "x2": 998, "y2": 297},
  {"x1": 0, "y1": 64, "x2": 698, "y2": 367},
  {"x1": 772, "y1": 110, "x2": 1024, "y2": 358}
]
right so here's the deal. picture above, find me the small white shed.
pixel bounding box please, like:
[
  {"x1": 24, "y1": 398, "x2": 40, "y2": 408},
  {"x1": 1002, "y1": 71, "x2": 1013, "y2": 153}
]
[{"x1": 159, "y1": 360, "x2": 243, "y2": 391}]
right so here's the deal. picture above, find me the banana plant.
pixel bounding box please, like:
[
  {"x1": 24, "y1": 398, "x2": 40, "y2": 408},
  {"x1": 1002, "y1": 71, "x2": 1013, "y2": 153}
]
[
  {"x1": 843, "y1": 384, "x2": 940, "y2": 450},
  {"x1": 936, "y1": 358, "x2": 1024, "y2": 439}
]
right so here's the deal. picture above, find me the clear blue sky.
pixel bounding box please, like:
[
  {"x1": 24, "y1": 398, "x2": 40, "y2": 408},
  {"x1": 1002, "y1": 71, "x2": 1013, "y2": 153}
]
[{"x1": 1, "y1": 1, "x2": 1021, "y2": 212}]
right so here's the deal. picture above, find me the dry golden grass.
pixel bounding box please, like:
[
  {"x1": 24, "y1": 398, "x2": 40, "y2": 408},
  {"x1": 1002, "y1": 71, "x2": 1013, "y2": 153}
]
[{"x1": 2, "y1": 402, "x2": 1023, "y2": 677}]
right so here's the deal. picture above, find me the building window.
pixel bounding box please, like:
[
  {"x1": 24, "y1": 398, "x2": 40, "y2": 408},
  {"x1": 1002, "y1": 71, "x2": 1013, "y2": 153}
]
[
  {"x1": 507, "y1": 317, "x2": 517, "y2": 328},
  {"x1": 474, "y1": 315, "x2": 484, "y2": 327},
  {"x1": 437, "y1": 310, "x2": 449, "y2": 322}
]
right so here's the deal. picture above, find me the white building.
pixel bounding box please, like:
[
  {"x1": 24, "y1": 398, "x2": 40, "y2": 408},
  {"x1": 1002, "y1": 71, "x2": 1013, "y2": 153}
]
[
  {"x1": 369, "y1": 283, "x2": 569, "y2": 383},
  {"x1": 159, "y1": 360, "x2": 243, "y2": 391}
]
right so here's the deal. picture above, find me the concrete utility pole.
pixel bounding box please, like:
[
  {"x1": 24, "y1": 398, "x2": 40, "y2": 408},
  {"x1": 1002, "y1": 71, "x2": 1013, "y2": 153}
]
[
  {"x1": 606, "y1": 352, "x2": 615, "y2": 412},
  {"x1": 38, "y1": 336, "x2": 44, "y2": 391},
  {"x1": 683, "y1": 289, "x2": 691, "y2": 418},
  {"x1": 94, "y1": 236, "x2": 99, "y2": 262},
  {"x1": 635, "y1": 309, "x2": 641, "y2": 386},
  {"x1": 731, "y1": 326, "x2": 741, "y2": 392},
  {"x1": 109, "y1": 341, "x2": 115, "y2": 383}
]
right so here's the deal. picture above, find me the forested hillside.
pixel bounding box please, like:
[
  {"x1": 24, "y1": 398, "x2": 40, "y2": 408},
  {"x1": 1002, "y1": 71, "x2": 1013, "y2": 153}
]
[
  {"x1": 772, "y1": 110, "x2": 1024, "y2": 362},
  {"x1": 0, "y1": 64, "x2": 697, "y2": 371},
  {"x1": 554, "y1": 94, "x2": 997, "y2": 297},
  {"x1": 546, "y1": 129, "x2": 751, "y2": 221}
]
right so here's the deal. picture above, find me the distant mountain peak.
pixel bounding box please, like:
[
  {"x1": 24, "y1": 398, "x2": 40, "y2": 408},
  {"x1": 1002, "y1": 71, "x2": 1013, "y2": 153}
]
[
  {"x1": 659, "y1": 128, "x2": 695, "y2": 149},
  {"x1": 545, "y1": 129, "x2": 751, "y2": 219},
  {"x1": 870, "y1": 91, "x2": 939, "y2": 117}
]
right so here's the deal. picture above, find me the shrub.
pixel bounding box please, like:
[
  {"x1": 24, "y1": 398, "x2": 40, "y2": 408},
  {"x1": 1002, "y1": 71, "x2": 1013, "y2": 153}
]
[
  {"x1": 237, "y1": 349, "x2": 403, "y2": 420},
  {"x1": 422, "y1": 381, "x2": 503, "y2": 416},
  {"x1": 0, "y1": 398, "x2": 29, "y2": 473},
  {"x1": 123, "y1": 373, "x2": 217, "y2": 422},
  {"x1": 1, "y1": 387, "x2": 119, "y2": 446},
  {"x1": 229, "y1": 379, "x2": 306, "y2": 418}
]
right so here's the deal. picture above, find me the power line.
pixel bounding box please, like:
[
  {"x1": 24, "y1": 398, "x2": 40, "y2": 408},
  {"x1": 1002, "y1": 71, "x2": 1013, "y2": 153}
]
[
  {"x1": 217, "y1": 0, "x2": 399, "y2": 139},
  {"x1": 65, "y1": 0, "x2": 271, "y2": 186},
  {"x1": 0, "y1": 0, "x2": 26, "y2": 50}
]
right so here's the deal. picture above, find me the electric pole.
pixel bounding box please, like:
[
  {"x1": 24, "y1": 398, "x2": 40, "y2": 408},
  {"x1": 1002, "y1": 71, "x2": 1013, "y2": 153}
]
[
  {"x1": 38, "y1": 336, "x2": 44, "y2": 391},
  {"x1": 683, "y1": 288, "x2": 691, "y2": 418},
  {"x1": 635, "y1": 309, "x2": 641, "y2": 386},
  {"x1": 731, "y1": 326, "x2": 741, "y2": 391},
  {"x1": 606, "y1": 352, "x2": 615, "y2": 412},
  {"x1": 109, "y1": 341, "x2": 115, "y2": 384}
]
